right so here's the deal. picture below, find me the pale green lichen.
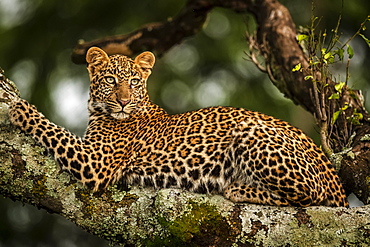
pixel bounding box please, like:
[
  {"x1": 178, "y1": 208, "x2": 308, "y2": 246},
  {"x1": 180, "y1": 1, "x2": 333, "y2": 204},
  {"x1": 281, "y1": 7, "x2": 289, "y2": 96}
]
[
  {"x1": 347, "y1": 150, "x2": 356, "y2": 159},
  {"x1": 0, "y1": 149, "x2": 14, "y2": 181},
  {"x1": 360, "y1": 134, "x2": 370, "y2": 141},
  {"x1": 128, "y1": 191, "x2": 167, "y2": 243},
  {"x1": 44, "y1": 171, "x2": 69, "y2": 194},
  {"x1": 330, "y1": 147, "x2": 353, "y2": 170},
  {"x1": 233, "y1": 204, "x2": 370, "y2": 247},
  {"x1": 154, "y1": 188, "x2": 234, "y2": 223},
  {"x1": 0, "y1": 103, "x2": 36, "y2": 196},
  {"x1": 107, "y1": 184, "x2": 127, "y2": 202},
  {"x1": 304, "y1": 207, "x2": 367, "y2": 245},
  {"x1": 60, "y1": 186, "x2": 84, "y2": 219},
  {"x1": 154, "y1": 189, "x2": 193, "y2": 223},
  {"x1": 0, "y1": 102, "x2": 11, "y2": 125},
  {"x1": 288, "y1": 208, "x2": 342, "y2": 246},
  {"x1": 237, "y1": 204, "x2": 296, "y2": 246}
]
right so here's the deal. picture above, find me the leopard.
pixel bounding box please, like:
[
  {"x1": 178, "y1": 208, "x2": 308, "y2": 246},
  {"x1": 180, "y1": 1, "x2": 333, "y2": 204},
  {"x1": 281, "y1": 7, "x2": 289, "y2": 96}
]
[{"x1": 9, "y1": 47, "x2": 348, "y2": 207}]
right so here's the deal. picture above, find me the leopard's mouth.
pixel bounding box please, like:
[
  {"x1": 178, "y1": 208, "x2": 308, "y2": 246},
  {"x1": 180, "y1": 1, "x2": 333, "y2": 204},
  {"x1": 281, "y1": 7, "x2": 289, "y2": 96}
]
[
  {"x1": 110, "y1": 103, "x2": 137, "y2": 119},
  {"x1": 111, "y1": 111, "x2": 131, "y2": 120}
]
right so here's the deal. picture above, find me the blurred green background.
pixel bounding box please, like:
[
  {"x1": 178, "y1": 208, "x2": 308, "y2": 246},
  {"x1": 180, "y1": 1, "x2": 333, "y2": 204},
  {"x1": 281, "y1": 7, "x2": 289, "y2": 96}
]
[{"x1": 0, "y1": 0, "x2": 369, "y2": 246}]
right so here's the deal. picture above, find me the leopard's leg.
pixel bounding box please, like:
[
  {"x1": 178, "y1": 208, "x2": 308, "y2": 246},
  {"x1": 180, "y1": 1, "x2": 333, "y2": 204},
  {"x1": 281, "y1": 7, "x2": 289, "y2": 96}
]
[
  {"x1": 8, "y1": 99, "x2": 114, "y2": 191},
  {"x1": 223, "y1": 182, "x2": 316, "y2": 207}
]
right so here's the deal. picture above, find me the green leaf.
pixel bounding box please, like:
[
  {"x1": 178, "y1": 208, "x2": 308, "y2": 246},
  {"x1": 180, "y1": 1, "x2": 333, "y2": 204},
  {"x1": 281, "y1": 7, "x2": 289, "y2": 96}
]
[
  {"x1": 331, "y1": 110, "x2": 341, "y2": 124},
  {"x1": 334, "y1": 82, "x2": 346, "y2": 93},
  {"x1": 298, "y1": 34, "x2": 309, "y2": 43},
  {"x1": 355, "y1": 112, "x2": 363, "y2": 121},
  {"x1": 324, "y1": 51, "x2": 332, "y2": 60},
  {"x1": 304, "y1": 75, "x2": 313, "y2": 80},
  {"x1": 292, "y1": 63, "x2": 302, "y2": 72},
  {"x1": 347, "y1": 45, "x2": 354, "y2": 58},
  {"x1": 310, "y1": 61, "x2": 320, "y2": 66},
  {"x1": 335, "y1": 48, "x2": 344, "y2": 61},
  {"x1": 341, "y1": 103, "x2": 349, "y2": 111},
  {"x1": 347, "y1": 111, "x2": 363, "y2": 125},
  {"x1": 329, "y1": 93, "x2": 340, "y2": 99}
]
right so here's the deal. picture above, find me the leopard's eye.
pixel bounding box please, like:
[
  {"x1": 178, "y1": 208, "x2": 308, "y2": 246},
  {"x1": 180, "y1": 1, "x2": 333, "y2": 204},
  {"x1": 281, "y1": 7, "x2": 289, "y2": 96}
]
[
  {"x1": 130, "y1": 78, "x2": 140, "y2": 86},
  {"x1": 105, "y1": 76, "x2": 116, "y2": 84}
]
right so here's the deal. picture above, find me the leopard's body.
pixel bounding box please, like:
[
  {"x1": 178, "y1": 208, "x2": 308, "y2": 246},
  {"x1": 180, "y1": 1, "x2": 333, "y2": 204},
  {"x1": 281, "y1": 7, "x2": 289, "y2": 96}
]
[{"x1": 9, "y1": 47, "x2": 348, "y2": 207}]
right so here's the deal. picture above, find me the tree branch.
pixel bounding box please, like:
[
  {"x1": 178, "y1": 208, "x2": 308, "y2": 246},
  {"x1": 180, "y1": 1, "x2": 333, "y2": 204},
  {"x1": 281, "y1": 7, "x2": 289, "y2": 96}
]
[
  {"x1": 71, "y1": 0, "x2": 251, "y2": 64},
  {"x1": 72, "y1": 0, "x2": 210, "y2": 64}
]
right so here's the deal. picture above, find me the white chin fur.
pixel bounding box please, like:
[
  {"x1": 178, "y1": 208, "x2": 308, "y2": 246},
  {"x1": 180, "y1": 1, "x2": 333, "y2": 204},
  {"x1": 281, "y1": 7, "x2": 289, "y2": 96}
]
[{"x1": 111, "y1": 112, "x2": 130, "y2": 120}]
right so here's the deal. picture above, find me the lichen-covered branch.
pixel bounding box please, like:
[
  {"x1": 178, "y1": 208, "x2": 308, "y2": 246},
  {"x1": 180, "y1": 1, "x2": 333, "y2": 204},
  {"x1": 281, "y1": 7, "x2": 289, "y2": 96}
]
[{"x1": 1, "y1": 68, "x2": 370, "y2": 246}]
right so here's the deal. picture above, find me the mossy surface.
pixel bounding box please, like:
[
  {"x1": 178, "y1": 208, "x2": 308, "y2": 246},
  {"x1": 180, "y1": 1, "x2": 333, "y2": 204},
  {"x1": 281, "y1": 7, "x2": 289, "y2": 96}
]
[
  {"x1": 134, "y1": 189, "x2": 236, "y2": 247},
  {"x1": 156, "y1": 201, "x2": 227, "y2": 245}
]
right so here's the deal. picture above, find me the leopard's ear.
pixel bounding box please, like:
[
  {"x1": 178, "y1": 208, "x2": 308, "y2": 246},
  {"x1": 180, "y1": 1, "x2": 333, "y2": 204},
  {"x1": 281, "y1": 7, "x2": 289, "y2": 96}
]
[
  {"x1": 134, "y1": 51, "x2": 155, "y2": 79},
  {"x1": 86, "y1": 47, "x2": 109, "y2": 77}
]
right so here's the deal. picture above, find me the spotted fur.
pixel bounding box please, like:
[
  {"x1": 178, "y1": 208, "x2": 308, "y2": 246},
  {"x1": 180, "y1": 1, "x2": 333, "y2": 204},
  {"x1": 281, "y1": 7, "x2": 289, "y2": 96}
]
[{"x1": 9, "y1": 47, "x2": 348, "y2": 207}]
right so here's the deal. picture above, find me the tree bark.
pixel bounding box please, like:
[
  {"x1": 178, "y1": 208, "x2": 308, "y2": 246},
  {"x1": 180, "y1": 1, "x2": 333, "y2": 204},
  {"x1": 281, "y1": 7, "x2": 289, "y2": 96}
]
[{"x1": 1, "y1": 0, "x2": 370, "y2": 245}]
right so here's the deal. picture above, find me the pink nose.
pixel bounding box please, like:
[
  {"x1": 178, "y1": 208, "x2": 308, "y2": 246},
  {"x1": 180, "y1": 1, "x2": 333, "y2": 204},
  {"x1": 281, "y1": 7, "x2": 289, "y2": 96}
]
[{"x1": 119, "y1": 100, "x2": 131, "y2": 107}]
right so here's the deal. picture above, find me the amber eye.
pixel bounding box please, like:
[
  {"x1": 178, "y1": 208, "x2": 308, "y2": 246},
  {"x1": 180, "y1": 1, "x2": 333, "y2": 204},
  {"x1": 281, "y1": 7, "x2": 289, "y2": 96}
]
[
  {"x1": 130, "y1": 78, "x2": 140, "y2": 86},
  {"x1": 105, "y1": 76, "x2": 116, "y2": 84}
]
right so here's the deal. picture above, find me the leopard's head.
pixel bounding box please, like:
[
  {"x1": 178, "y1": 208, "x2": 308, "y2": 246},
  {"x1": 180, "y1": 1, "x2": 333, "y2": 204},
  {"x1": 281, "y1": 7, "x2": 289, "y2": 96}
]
[{"x1": 86, "y1": 47, "x2": 155, "y2": 120}]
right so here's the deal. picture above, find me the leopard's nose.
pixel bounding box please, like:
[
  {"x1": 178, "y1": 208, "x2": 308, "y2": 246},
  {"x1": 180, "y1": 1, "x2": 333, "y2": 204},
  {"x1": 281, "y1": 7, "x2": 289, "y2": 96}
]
[{"x1": 119, "y1": 99, "x2": 131, "y2": 107}]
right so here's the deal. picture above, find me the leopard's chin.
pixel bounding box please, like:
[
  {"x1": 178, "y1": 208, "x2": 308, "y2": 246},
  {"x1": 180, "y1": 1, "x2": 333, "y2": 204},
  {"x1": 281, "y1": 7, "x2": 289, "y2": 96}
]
[
  {"x1": 109, "y1": 103, "x2": 138, "y2": 120},
  {"x1": 111, "y1": 112, "x2": 131, "y2": 120}
]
